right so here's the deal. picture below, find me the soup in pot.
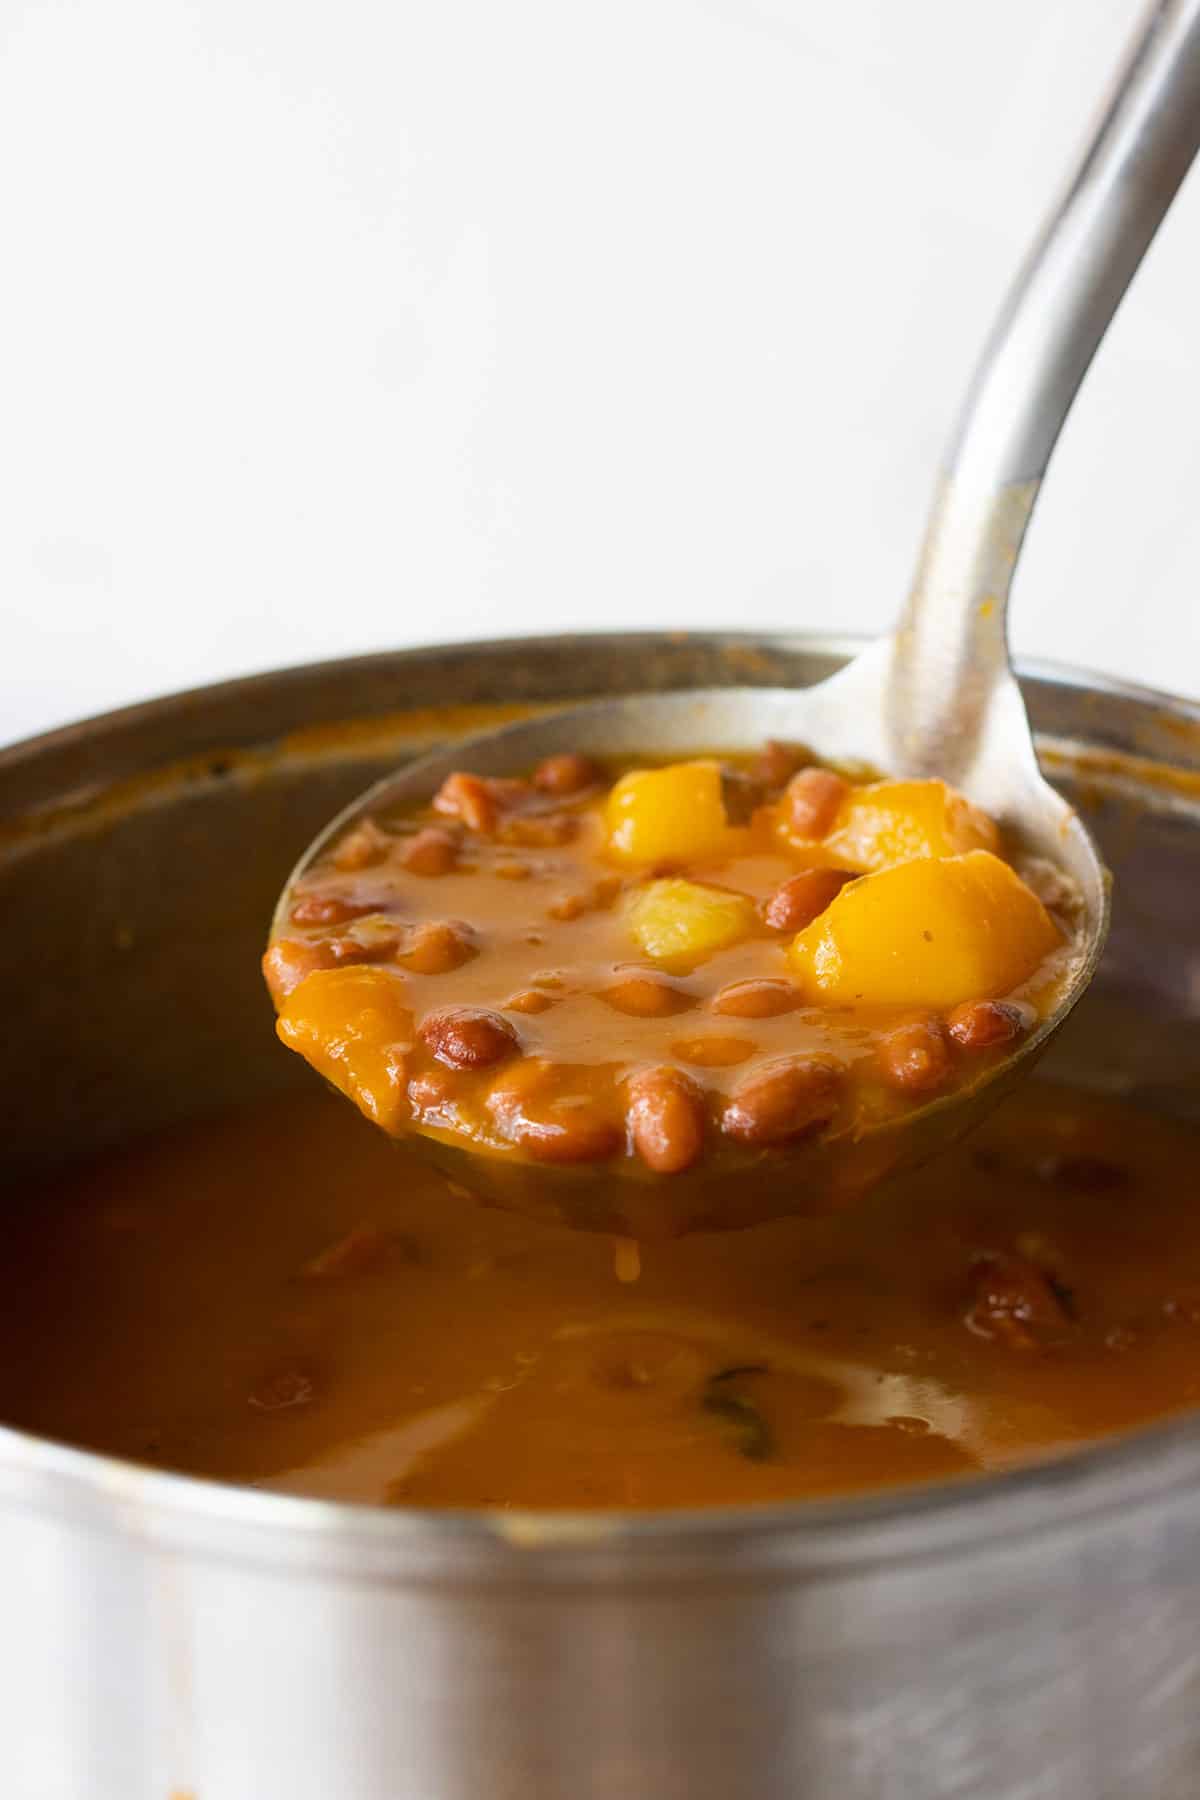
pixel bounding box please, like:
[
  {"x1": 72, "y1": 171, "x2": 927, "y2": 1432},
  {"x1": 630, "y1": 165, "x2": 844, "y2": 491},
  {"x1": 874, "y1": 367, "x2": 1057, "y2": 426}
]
[{"x1": 3, "y1": 1077, "x2": 1199, "y2": 1509}]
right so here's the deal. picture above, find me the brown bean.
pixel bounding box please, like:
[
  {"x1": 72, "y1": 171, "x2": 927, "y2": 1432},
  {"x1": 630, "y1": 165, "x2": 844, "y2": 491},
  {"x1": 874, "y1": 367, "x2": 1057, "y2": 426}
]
[
  {"x1": 289, "y1": 893, "x2": 378, "y2": 927},
  {"x1": 721, "y1": 1056, "x2": 842, "y2": 1146},
  {"x1": 1038, "y1": 1154, "x2": 1129, "y2": 1194},
  {"x1": 398, "y1": 920, "x2": 477, "y2": 975},
  {"x1": 331, "y1": 818, "x2": 390, "y2": 871},
  {"x1": 711, "y1": 978, "x2": 799, "y2": 1019},
  {"x1": 488, "y1": 1059, "x2": 621, "y2": 1164},
  {"x1": 401, "y1": 826, "x2": 459, "y2": 876},
  {"x1": 626, "y1": 1067, "x2": 705, "y2": 1174},
  {"x1": 532, "y1": 752, "x2": 602, "y2": 795},
  {"x1": 495, "y1": 859, "x2": 532, "y2": 880},
  {"x1": 753, "y1": 739, "x2": 809, "y2": 790},
  {"x1": 486, "y1": 1054, "x2": 553, "y2": 1115},
  {"x1": 501, "y1": 812, "x2": 578, "y2": 848},
  {"x1": 505, "y1": 989, "x2": 556, "y2": 1015},
  {"x1": 783, "y1": 767, "x2": 848, "y2": 839},
  {"x1": 876, "y1": 1018, "x2": 952, "y2": 1093},
  {"x1": 420, "y1": 1006, "x2": 519, "y2": 1070},
  {"x1": 432, "y1": 772, "x2": 498, "y2": 835},
  {"x1": 965, "y1": 1252, "x2": 1073, "y2": 1350},
  {"x1": 719, "y1": 768, "x2": 765, "y2": 826},
  {"x1": 946, "y1": 999, "x2": 1028, "y2": 1051},
  {"x1": 548, "y1": 892, "x2": 589, "y2": 921},
  {"x1": 327, "y1": 931, "x2": 400, "y2": 965},
  {"x1": 408, "y1": 1068, "x2": 457, "y2": 1116},
  {"x1": 262, "y1": 939, "x2": 336, "y2": 1002},
  {"x1": 302, "y1": 1225, "x2": 411, "y2": 1280},
  {"x1": 762, "y1": 869, "x2": 853, "y2": 933},
  {"x1": 600, "y1": 975, "x2": 694, "y2": 1017},
  {"x1": 671, "y1": 1035, "x2": 756, "y2": 1068},
  {"x1": 512, "y1": 1100, "x2": 623, "y2": 1164}
]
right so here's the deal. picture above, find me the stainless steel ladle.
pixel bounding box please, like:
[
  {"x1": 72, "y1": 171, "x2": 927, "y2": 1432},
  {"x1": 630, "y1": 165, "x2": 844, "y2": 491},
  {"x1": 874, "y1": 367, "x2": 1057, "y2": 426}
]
[{"x1": 276, "y1": 0, "x2": 1200, "y2": 1237}]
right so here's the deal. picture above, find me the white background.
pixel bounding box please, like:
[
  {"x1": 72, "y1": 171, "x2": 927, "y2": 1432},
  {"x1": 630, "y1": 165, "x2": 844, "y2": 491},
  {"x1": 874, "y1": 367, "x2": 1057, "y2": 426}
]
[{"x1": 2, "y1": 0, "x2": 1198, "y2": 749}]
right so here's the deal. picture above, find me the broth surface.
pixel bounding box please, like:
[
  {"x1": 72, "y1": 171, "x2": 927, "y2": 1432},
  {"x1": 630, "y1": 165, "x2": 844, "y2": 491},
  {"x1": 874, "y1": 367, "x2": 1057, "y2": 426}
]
[{"x1": 3, "y1": 1081, "x2": 1200, "y2": 1508}]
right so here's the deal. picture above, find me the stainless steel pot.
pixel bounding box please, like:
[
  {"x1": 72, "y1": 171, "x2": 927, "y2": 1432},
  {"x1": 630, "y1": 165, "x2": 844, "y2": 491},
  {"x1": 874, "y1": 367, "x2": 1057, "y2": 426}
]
[{"x1": 4, "y1": 632, "x2": 1200, "y2": 1800}]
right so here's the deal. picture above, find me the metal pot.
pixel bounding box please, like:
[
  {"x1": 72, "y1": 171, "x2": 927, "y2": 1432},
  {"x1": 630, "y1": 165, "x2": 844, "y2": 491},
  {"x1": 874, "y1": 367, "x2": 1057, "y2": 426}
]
[{"x1": 3, "y1": 632, "x2": 1200, "y2": 1800}]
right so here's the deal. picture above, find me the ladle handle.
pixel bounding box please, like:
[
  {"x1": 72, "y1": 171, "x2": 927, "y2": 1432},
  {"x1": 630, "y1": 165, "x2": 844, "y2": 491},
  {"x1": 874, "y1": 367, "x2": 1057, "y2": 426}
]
[{"x1": 888, "y1": 0, "x2": 1200, "y2": 788}]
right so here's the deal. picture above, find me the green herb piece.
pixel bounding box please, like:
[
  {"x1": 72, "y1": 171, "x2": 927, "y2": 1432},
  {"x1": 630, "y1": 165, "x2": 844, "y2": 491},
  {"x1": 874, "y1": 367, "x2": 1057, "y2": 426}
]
[{"x1": 701, "y1": 1370, "x2": 775, "y2": 1462}]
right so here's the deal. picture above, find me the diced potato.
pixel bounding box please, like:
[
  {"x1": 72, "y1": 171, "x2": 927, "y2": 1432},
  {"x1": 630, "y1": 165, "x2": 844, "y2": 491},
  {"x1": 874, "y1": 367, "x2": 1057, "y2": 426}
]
[
  {"x1": 277, "y1": 966, "x2": 414, "y2": 1133},
  {"x1": 628, "y1": 878, "x2": 756, "y2": 968},
  {"x1": 777, "y1": 776, "x2": 999, "y2": 872},
  {"x1": 606, "y1": 760, "x2": 738, "y2": 864},
  {"x1": 789, "y1": 850, "x2": 1060, "y2": 1009}
]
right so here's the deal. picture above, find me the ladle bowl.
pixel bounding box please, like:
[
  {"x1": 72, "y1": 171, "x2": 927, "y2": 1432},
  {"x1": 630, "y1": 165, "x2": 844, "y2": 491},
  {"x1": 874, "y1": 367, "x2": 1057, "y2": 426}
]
[{"x1": 274, "y1": 682, "x2": 1107, "y2": 1237}]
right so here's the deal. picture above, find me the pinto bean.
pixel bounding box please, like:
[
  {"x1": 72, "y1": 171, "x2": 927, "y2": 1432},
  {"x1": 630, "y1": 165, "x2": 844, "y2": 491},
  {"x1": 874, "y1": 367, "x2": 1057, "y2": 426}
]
[
  {"x1": 965, "y1": 1252, "x2": 1073, "y2": 1350},
  {"x1": 721, "y1": 1056, "x2": 842, "y2": 1146},
  {"x1": 711, "y1": 978, "x2": 799, "y2": 1019},
  {"x1": 600, "y1": 975, "x2": 694, "y2": 1017},
  {"x1": 946, "y1": 999, "x2": 1028, "y2": 1051},
  {"x1": 331, "y1": 819, "x2": 390, "y2": 871},
  {"x1": 488, "y1": 1060, "x2": 622, "y2": 1164},
  {"x1": 1039, "y1": 1154, "x2": 1129, "y2": 1194},
  {"x1": 719, "y1": 768, "x2": 765, "y2": 826},
  {"x1": 783, "y1": 767, "x2": 848, "y2": 839},
  {"x1": 419, "y1": 1007, "x2": 519, "y2": 1070},
  {"x1": 762, "y1": 869, "x2": 853, "y2": 933},
  {"x1": 876, "y1": 1018, "x2": 952, "y2": 1093},
  {"x1": 408, "y1": 1067, "x2": 457, "y2": 1117},
  {"x1": 302, "y1": 1225, "x2": 411, "y2": 1280},
  {"x1": 432, "y1": 772, "x2": 499, "y2": 835},
  {"x1": 505, "y1": 989, "x2": 556, "y2": 1014},
  {"x1": 626, "y1": 1067, "x2": 705, "y2": 1173},
  {"x1": 592, "y1": 875, "x2": 624, "y2": 908},
  {"x1": 289, "y1": 893, "x2": 377, "y2": 927},
  {"x1": 512, "y1": 1101, "x2": 621, "y2": 1164},
  {"x1": 489, "y1": 1066, "x2": 610, "y2": 1160},
  {"x1": 532, "y1": 752, "x2": 602, "y2": 795},
  {"x1": 753, "y1": 739, "x2": 809, "y2": 790},
  {"x1": 322, "y1": 921, "x2": 402, "y2": 964},
  {"x1": 398, "y1": 920, "x2": 477, "y2": 975},
  {"x1": 548, "y1": 892, "x2": 589, "y2": 921},
  {"x1": 501, "y1": 812, "x2": 578, "y2": 848},
  {"x1": 401, "y1": 826, "x2": 459, "y2": 876}
]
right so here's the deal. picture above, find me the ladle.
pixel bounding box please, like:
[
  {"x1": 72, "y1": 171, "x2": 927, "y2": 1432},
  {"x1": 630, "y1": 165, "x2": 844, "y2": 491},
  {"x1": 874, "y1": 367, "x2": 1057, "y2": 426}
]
[{"x1": 275, "y1": 0, "x2": 1200, "y2": 1236}]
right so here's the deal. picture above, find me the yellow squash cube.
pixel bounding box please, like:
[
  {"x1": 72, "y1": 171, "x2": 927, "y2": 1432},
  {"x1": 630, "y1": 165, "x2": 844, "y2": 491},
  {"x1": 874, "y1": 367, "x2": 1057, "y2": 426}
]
[
  {"x1": 277, "y1": 965, "x2": 414, "y2": 1133},
  {"x1": 789, "y1": 850, "x2": 1060, "y2": 1009},
  {"x1": 606, "y1": 760, "x2": 738, "y2": 864},
  {"x1": 779, "y1": 777, "x2": 999, "y2": 872},
  {"x1": 628, "y1": 877, "x2": 756, "y2": 968}
]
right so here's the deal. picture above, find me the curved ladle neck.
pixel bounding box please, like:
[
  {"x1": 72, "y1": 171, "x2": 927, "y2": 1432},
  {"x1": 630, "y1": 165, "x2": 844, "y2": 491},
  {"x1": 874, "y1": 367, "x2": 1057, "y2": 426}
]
[{"x1": 890, "y1": 0, "x2": 1200, "y2": 794}]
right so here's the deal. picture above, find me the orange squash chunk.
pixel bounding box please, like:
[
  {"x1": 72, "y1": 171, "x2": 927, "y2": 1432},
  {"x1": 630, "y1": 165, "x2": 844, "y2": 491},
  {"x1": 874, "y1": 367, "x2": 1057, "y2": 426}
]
[
  {"x1": 277, "y1": 966, "x2": 414, "y2": 1133},
  {"x1": 606, "y1": 760, "x2": 740, "y2": 865},
  {"x1": 778, "y1": 776, "x2": 999, "y2": 873},
  {"x1": 789, "y1": 850, "x2": 1060, "y2": 1009}
]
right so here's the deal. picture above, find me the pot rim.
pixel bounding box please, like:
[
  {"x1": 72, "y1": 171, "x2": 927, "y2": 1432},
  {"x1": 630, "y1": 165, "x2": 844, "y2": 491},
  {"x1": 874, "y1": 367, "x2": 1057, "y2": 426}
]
[
  {"x1": 4, "y1": 629, "x2": 1200, "y2": 1581},
  {"x1": 4, "y1": 630, "x2": 1200, "y2": 775}
]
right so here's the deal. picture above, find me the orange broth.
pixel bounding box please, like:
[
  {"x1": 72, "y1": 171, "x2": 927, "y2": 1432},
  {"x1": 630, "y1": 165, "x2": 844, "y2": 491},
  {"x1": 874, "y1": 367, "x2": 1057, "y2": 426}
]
[{"x1": 2, "y1": 1079, "x2": 1199, "y2": 1509}]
